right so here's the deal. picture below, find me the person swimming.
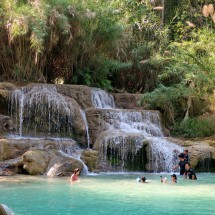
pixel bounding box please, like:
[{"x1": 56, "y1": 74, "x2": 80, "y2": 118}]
[
  {"x1": 160, "y1": 176, "x2": 167, "y2": 183},
  {"x1": 160, "y1": 175, "x2": 177, "y2": 184},
  {"x1": 171, "y1": 174, "x2": 177, "y2": 183},
  {"x1": 136, "y1": 176, "x2": 150, "y2": 183}
]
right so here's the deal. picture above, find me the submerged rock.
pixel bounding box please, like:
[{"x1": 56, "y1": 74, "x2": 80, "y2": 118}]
[
  {"x1": 46, "y1": 156, "x2": 83, "y2": 177},
  {"x1": 0, "y1": 204, "x2": 14, "y2": 215}
]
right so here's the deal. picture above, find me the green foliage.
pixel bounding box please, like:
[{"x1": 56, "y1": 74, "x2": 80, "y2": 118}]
[{"x1": 174, "y1": 117, "x2": 215, "y2": 138}]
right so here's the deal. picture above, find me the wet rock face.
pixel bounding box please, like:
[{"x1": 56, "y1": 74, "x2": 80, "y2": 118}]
[
  {"x1": 81, "y1": 150, "x2": 99, "y2": 172},
  {"x1": 112, "y1": 93, "x2": 143, "y2": 109},
  {"x1": 56, "y1": 84, "x2": 93, "y2": 109},
  {"x1": 0, "y1": 83, "x2": 16, "y2": 116},
  {"x1": 46, "y1": 156, "x2": 83, "y2": 177},
  {"x1": 0, "y1": 115, "x2": 13, "y2": 133}
]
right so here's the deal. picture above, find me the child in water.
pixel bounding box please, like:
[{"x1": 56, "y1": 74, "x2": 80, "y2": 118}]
[
  {"x1": 71, "y1": 168, "x2": 80, "y2": 182},
  {"x1": 160, "y1": 174, "x2": 177, "y2": 184}
]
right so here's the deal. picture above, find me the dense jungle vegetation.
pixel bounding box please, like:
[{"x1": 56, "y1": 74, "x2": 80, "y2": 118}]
[{"x1": 0, "y1": 0, "x2": 215, "y2": 137}]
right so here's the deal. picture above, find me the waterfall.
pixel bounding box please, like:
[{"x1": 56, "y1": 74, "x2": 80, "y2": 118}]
[
  {"x1": 10, "y1": 85, "x2": 74, "y2": 137},
  {"x1": 80, "y1": 109, "x2": 90, "y2": 149},
  {"x1": 103, "y1": 110, "x2": 164, "y2": 137},
  {"x1": 148, "y1": 137, "x2": 182, "y2": 173},
  {"x1": 91, "y1": 88, "x2": 116, "y2": 109},
  {"x1": 96, "y1": 109, "x2": 183, "y2": 172},
  {"x1": 98, "y1": 131, "x2": 146, "y2": 171}
]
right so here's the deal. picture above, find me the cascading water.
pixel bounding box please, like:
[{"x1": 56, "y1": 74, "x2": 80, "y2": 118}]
[
  {"x1": 80, "y1": 109, "x2": 90, "y2": 149},
  {"x1": 91, "y1": 89, "x2": 183, "y2": 172},
  {"x1": 9, "y1": 84, "x2": 90, "y2": 174},
  {"x1": 92, "y1": 88, "x2": 116, "y2": 109},
  {"x1": 10, "y1": 85, "x2": 74, "y2": 137},
  {"x1": 104, "y1": 110, "x2": 164, "y2": 137}
]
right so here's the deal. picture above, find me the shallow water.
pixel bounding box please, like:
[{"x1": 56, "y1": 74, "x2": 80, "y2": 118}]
[{"x1": 0, "y1": 173, "x2": 215, "y2": 215}]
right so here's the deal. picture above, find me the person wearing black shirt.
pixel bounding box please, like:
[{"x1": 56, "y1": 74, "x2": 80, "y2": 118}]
[
  {"x1": 183, "y1": 149, "x2": 189, "y2": 162},
  {"x1": 173, "y1": 154, "x2": 187, "y2": 175},
  {"x1": 184, "y1": 163, "x2": 197, "y2": 180}
]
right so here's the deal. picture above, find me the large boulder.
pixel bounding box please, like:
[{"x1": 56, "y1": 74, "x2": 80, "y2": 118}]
[
  {"x1": 46, "y1": 156, "x2": 83, "y2": 177},
  {"x1": 22, "y1": 150, "x2": 56, "y2": 175},
  {"x1": 81, "y1": 150, "x2": 99, "y2": 172},
  {"x1": 0, "y1": 138, "x2": 78, "y2": 161}
]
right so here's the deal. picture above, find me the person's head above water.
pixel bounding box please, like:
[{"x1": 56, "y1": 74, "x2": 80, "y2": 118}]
[
  {"x1": 74, "y1": 168, "x2": 80, "y2": 175},
  {"x1": 185, "y1": 163, "x2": 191, "y2": 170},
  {"x1": 171, "y1": 174, "x2": 177, "y2": 182},
  {"x1": 141, "y1": 176, "x2": 146, "y2": 183}
]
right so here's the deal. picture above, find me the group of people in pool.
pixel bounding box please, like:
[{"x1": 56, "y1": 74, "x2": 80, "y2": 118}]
[
  {"x1": 71, "y1": 150, "x2": 198, "y2": 183},
  {"x1": 139, "y1": 149, "x2": 197, "y2": 184}
]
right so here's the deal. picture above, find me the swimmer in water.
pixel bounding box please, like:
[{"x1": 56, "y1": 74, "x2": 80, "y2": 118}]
[
  {"x1": 171, "y1": 174, "x2": 177, "y2": 183},
  {"x1": 160, "y1": 176, "x2": 167, "y2": 183},
  {"x1": 71, "y1": 168, "x2": 80, "y2": 182}
]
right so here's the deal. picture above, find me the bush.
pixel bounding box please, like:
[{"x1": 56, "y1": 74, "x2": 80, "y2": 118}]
[{"x1": 174, "y1": 117, "x2": 215, "y2": 138}]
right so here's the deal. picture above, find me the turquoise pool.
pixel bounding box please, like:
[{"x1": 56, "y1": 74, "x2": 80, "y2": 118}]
[{"x1": 0, "y1": 173, "x2": 215, "y2": 215}]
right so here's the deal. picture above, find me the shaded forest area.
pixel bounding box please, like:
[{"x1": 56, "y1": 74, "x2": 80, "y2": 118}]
[{"x1": 0, "y1": 0, "x2": 215, "y2": 137}]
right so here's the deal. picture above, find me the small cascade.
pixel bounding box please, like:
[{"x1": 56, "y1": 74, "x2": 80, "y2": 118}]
[
  {"x1": 80, "y1": 109, "x2": 90, "y2": 149},
  {"x1": 10, "y1": 85, "x2": 74, "y2": 137},
  {"x1": 95, "y1": 109, "x2": 183, "y2": 172},
  {"x1": 92, "y1": 88, "x2": 116, "y2": 109},
  {"x1": 147, "y1": 137, "x2": 182, "y2": 172},
  {"x1": 104, "y1": 110, "x2": 163, "y2": 137}
]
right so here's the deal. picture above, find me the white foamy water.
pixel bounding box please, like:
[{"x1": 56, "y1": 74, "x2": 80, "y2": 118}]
[
  {"x1": 80, "y1": 109, "x2": 90, "y2": 149},
  {"x1": 91, "y1": 88, "x2": 116, "y2": 109},
  {"x1": 104, "y1": 110, "x2": 163, "y2": 136},
  {"x1": 10, "y1": 85, "x2": 74, "y2": 137},
  {"x1": 92, "y1": 99, "x2": 183, "y2": 172}
]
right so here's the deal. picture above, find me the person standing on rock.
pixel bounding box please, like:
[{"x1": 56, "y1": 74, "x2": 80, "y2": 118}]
[
  {"x1": 71, "y1": 168, "x2": 80, "y2": 182},
  {"x1": 173, "y1": 154, "x2": 187, "y2": 175}
]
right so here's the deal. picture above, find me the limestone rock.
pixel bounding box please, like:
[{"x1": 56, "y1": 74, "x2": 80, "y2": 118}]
[
  {"x1": 112, "y1": 93, "x2": 143, "y2": 109},
  {"x1": 0, "y1": 83, "x2": 16, "y2": 116},
  {"x1": 81, "y1": 150, "x2": 99, "y2": 172},
  {"x1": 56, "y1": 84, "x2": 93, "y2": 109},
  {"x1": 22, "y1": 150, "x2": 56, "y2": 175},
  {"x1": 0, "y1": 138, "x2": 78, "y2": 161},
  {"x1": 46, "y1": 156, "x2": 83, "y2": 177},
  {"x1": 0, "y1": 115, "x2": 13, "y2": 134},
  {"x1": 0, "y1": 157, "x2": 23, "y2": 175}
]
